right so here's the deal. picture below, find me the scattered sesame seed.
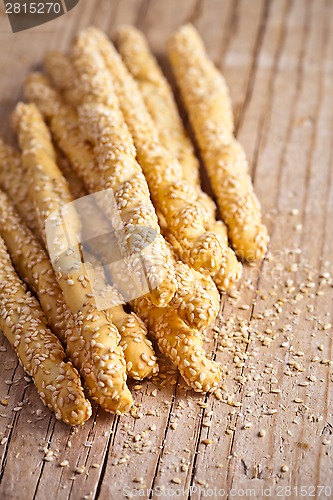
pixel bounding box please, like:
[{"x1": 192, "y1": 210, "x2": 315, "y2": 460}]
[
  {"x1": 74, "y1": 466, "x2": 85, "y2": 474},
  {"x1": 172, "y1": 477, "x2": 181, "y2": 484}
]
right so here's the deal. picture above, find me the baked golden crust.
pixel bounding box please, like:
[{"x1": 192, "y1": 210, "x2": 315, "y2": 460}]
[
  {"x1": 168, "y1": 24, "x2": 269, "y2": 261},
  {"x1": 0, "y1": 235, "x2": 91, "y2": 425}
]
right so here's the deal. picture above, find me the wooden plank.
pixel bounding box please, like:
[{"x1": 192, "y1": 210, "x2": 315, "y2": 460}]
[
  {"x1": 221, "y1": 0, "x2": 267, "y2": 128},
  {"x1": 0, "y1": 1, "x2": 332, "y2": 499},
  {"x1": 225, "y1": 0, "x2": 333, "y2": 494}
]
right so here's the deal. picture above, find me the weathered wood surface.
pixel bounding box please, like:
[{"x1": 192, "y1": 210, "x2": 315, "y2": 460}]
[{"x1": 0, "y1": 1, "x2": 332, "y2": 499}]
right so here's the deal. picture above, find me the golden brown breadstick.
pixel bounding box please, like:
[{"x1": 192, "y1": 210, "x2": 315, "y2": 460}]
[
  {"x1": 0, "y1": 139, "x2": 40, "y2": 239},
  {"x1": 0, "y1": 189, "x2": 69, "y2": 345},
  {"x1": 80, "y1": 27, "x2": 223, "y2": 276},
  {"x1": 45, "y1": 50, "x2": 80, "y2": 106},
  {"x1": 168, "y1": 24, "x2": 269, "y2": 261},
  {"x1": 25, "y1": 73, "x2": 99, "y2": 194},
  {"x1": 117, "y1": 26, "x2": 201, "y2": 188},
  {"x1": 0, "y1": 235, "x2": 91, "y2": 425},
  {"x1": 71, "y1": 31, "x2": 177, "y2": 307},
  {"x1": 86, "y1": 252, "x2": 159, "y2": 380},
  {"x1": 57, "y1": 159, "x2": 159, "y2": 380},
  {"x1": 12, "y1": 102, "x2": 133, "y2": 414},
  {"x1": 117, "y1": 26, "x2": 242, "y2": 289},
  {"x1": 133, "y1": 295, "x2": 221, "y2": 392},
  {"x1": 172, "y1": 257, "x2": 220, "y2": 330}
]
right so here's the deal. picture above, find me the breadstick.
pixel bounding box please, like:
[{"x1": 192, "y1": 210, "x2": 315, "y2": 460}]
[
  {"x1": 12, "y1": 102, "x2": 133, "y2": 414},
  {"x1": 0, "y1": 139, "x2": 40, "y2": 239},
  {"x1": 0, "y1": 235, "x2": 91, "y2": 425},
  {"x1": 54, "y1": 151, "x2": 159, "y2": 381},
  {"x1": 85, "y1": 252, "x2": 159, "y2": 380},
  {"x1": 117, "y1": 26, "x2": 201, "y2": 188},
  {"x1": 79, "y1": 27, "x2": 223, "y2": 276},
  {"x1": 168, "y1": 24, "x2": 269, "y2": 261},
  {"x1": 133, "y1": 295, "x2": 221, "y2": 392},
  {"x1": 54, "y1": 158, "x2": 159, "y2": 382},
  {"x1": 44, "y1": 50, "x2": 80, "y2": 106},
  {"x1": 171, "y1": 257, "x2": 219, "y2": 330},
  {"x1": 25, "y1": 73, "x2": 99, "y2": 194},
  {"x1": 0, "y1": 189, "x2": 69, "y2": 345},
  {"x1": 71, "y1": 32, "x2": 177, "y2": 308},
  {"x1": 117, "y1": 26, "x2": 242, "y2": 289}
]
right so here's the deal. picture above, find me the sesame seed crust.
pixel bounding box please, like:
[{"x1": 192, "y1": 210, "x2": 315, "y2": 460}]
[
  {"x1": 117, "y1": 26, "x2": 242, "y2": 290},
  {"x1": 12, "y1": 103, "x2": 133, "y2": 414},
  {"x1": 117, "y1": 26, "x2": 203, "y2": 190},
  {"x1": 168, "y1": 24, "x2": 269, "y2": 262},
  {"x1": 0, "y1": 189, "x2": 69, "y2": 346},
  {"x1": 133, "y1": 295, "x2": 221, "y2": 393},
  {"x1": 75, "y1": 27, "x2": 223, "y2": 276},
  {"x1": 0, "y1": 235, "x2": 91, "y2": 426},
  {"x1": 44, "y1": 51, "x2": 79, "y2": 107},
  {"x1": 171, "y1": 255, "x2": 220, "y2": 330},
  {"x1": 87, "y1": 252, "x2": 159, "y2": 381},
  {"x1": 117, "y1": 26, "x2": 216, "y2": 223},
  {"x1": 25, "y1": 72, "x2": 99, "y2": 195},
  {"x1": 0, "y1": 140, "x2": 41, "y2": 239},
  {"x1": 70, "y1": 30, "x2": 177, "y2": 308}
]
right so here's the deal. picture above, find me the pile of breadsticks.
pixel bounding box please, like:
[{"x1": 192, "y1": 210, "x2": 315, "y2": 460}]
[{"x1": 0, "y1": 24, "x2": 268, "y2": 425}]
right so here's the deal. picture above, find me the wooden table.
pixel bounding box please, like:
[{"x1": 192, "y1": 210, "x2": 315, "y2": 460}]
[{"x1": 0, "y1": 1, "x2": 332, "y2": 498}]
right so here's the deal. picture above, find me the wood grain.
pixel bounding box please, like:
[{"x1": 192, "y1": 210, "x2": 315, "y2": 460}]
[{"x1": 0, "y1": 1, "x2": 332, "y2": 499}]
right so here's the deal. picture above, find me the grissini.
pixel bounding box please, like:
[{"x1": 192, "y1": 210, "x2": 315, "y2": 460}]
[
  {"x1": 116, "y1": 26, "x2": 207, "y2": 200},
  {"x1": 12, "y1": 103, "x2": 133, "y2": 414},
  {"x1": 85, "y1": 252, "x2": 159, "y2": 380},
  {"x1": 117, "y1": 25, "x2": 242, "y2": 290},
  {"x1": 0, "y1": 139, "x2": 41, "y2": 240},
  {"x1": 168, "y1": 24, "x2": 269, "y2": 261},
  {"x1": 56, "y1": 159, "x2": 160, "y2": 381},
  {"x1": 133, "y1": 295, "x2": 221, "y2": 393},
  {"x1": 0, "y1": 235, "x2": 91, "y2": 426},
  {"x1": 0, "y1": 188, "x2": 70, "y2": 346},
  {"x1": 71, "y1": 31, "x2": 177, "y2": 308}
]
